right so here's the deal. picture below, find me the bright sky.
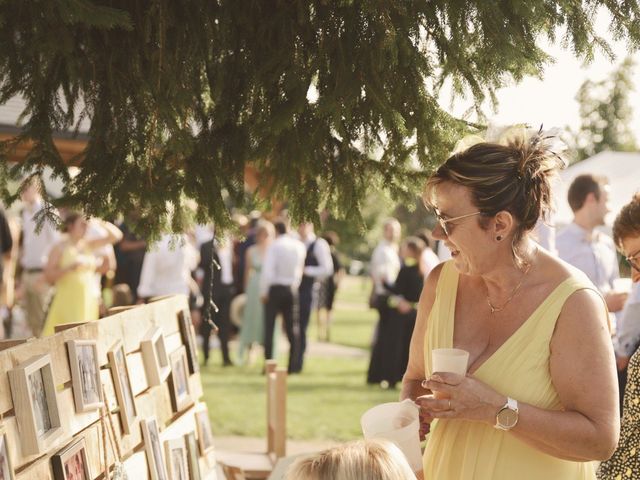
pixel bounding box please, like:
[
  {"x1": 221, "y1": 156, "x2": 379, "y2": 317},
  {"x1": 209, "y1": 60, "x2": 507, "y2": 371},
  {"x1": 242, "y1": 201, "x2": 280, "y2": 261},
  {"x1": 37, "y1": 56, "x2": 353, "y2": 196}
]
[{"x1": 447, "y1": 13, "x2": 640, "y2": 143}]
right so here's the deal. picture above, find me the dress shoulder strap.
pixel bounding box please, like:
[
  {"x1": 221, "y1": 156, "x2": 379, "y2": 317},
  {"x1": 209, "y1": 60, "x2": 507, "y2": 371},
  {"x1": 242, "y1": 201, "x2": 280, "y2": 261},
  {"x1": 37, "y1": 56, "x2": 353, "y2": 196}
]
[{"x1": 531, "y1": 273, "x2": 606, "y2": 340}]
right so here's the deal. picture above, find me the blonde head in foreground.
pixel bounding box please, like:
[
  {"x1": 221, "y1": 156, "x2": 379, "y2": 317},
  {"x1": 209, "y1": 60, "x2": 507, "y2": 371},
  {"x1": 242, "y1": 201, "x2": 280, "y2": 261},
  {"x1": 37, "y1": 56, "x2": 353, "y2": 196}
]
[{"x1": 284, "y1": 439, "x2": 415, "y2": 480}]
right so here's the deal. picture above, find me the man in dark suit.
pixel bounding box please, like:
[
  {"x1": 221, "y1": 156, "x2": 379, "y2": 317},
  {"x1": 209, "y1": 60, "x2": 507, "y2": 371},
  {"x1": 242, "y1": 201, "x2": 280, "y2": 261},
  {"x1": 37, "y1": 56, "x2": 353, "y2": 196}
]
[{"x1": 199, "y1": 234, "x2": 235, "y2": 366}]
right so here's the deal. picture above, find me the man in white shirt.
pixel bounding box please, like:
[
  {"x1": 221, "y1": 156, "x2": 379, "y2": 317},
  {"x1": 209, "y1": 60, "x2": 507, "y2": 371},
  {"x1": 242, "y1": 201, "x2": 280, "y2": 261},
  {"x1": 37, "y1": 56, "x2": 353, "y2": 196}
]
[
  {"x1": 19, "y1": 180, "x2": 59, "y2": 336},
  {"x1": 295, "y1": 222, "x2": 333, "y2": 372},
  {"x1": 137, "y1": 233, "x2": 199, "y2": 299},
  {"x1": 415, "y1": 229, "x2": 440, "y2": 278},
  {"x1": 260, "y1": 220, "x2": 306, "y2": 373},
  {"x1": 370, "y1": 218, "x2": 401, "y2": 299},
  {"x1": 556, "y1": 174, "x2": 627, "y2": 313}
]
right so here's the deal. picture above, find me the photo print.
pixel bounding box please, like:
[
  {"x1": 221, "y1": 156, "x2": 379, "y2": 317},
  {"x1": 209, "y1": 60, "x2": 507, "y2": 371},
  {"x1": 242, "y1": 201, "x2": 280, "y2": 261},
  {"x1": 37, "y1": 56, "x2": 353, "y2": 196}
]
[{"x1": 67, "y1": 340, "x2": 103, "y2": 412}]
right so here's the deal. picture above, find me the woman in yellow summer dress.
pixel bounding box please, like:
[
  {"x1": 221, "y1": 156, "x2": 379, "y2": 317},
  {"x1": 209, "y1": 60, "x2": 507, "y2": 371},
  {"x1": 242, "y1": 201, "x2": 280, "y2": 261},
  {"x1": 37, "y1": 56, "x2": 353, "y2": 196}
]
[
  {"x1": 401, "y1": 129, "x2": 619, "y2": 480},
  {"x1": 42, "y1": 213, "x2": 122, "y2": 336}
]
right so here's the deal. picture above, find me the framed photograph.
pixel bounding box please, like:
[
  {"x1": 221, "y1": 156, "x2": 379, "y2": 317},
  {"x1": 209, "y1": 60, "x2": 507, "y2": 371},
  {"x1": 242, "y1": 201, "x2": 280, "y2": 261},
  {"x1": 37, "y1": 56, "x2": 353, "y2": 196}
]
[
  {"x1": 164, "y1": 438, "x2": 189, "y2": 480},
  {"x1": 51, "y1": 438, "x2": 91, "y2": 480},
  {"x1": 107, "y1": 341, "x2": 137, "y2": 434},
  {"x1": 7, "y1": 353, "x2": 63, "y2": 455},
  {"x1": 194, "y1": 407, "x2": 215, "y2": 456},
  {"x1": 141, "y1": 417, "x2": 168, "y2": 480},
  {"x1": 184, "y1": 431, "x2": 201, "y2": 480},
  {"x1": 0, "y1": 427, "x2": 15, "y2": 480},
  {"x1": 178, "y1": 309, "x2": 199, "y2": 374},
  {"x1": 141, "y1": 327, "x2": 171, "y2": 387},
  {"x1": 67, "y1": 340, "x2": 104, "y2": 412},
  {"x1": 169, "y1": 346, "x2": 192, "y2": 413}
]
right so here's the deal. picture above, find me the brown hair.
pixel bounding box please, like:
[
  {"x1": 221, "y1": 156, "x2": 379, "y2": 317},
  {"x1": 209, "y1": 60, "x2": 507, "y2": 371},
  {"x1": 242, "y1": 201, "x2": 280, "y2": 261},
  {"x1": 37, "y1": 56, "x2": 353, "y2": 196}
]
[
  {"x1": 613, "y1": 193, "x2": 640, "y2": 249},
  {"x1": 567, "y1": 174, "x2": 609, "y2": 212},
  {"x1": 403, "y1": 236, "x2": 426, "y2": 259},
  {"x1": 284, "y1": 439, "x2": 415, "y2": 480},
  {"x1": 63, "y1": 211, "x2": 84, "y2": 232},
  {"x1": 424, "y1": 131, "x2": 565, "y2": 262}
]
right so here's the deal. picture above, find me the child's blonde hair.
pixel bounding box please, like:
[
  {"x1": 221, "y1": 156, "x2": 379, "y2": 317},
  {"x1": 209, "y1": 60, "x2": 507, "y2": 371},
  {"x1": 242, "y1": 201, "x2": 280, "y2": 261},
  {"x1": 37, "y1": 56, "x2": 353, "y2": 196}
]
[{"x1": 284, "y1": 439, "x2": 415, "y2": 480}]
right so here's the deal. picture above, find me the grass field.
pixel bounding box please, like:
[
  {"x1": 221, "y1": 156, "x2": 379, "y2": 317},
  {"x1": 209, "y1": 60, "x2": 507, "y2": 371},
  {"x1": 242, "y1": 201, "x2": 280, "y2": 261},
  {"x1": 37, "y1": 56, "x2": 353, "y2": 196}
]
[{"x1": 200, "y1": 276, "x2": 400, "y2": 441}]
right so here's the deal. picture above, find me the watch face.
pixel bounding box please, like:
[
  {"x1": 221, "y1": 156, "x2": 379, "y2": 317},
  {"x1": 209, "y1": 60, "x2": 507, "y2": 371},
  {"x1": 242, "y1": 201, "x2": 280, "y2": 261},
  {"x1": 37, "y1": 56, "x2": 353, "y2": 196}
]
[{"x1": 498, "y1": 408, "x2": 518, "y2": 428}]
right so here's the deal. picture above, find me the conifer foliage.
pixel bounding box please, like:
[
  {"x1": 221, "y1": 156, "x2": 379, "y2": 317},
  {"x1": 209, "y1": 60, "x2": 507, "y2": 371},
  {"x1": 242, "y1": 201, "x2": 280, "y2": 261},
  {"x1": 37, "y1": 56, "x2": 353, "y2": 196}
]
[{"x1": 0, "y1": 1, "x2": 639, "y2": 235}]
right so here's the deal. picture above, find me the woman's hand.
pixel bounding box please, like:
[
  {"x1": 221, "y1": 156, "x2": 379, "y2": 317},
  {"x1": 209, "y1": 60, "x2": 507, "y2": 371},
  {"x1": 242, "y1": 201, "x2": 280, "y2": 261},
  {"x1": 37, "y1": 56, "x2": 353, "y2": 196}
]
[
  {"x1": 418, "y1": 410, "x2": 433, "y2": 441},
  {"x1": 415, "y1": 372, "x2": 504, "y2": 425}
]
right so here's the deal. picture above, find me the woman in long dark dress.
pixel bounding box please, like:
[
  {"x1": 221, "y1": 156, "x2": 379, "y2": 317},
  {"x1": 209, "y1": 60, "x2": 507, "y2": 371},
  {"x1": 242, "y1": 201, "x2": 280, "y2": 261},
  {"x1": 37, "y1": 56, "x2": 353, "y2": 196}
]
[{"x1": 367, "y1": 237, "x2": 425, "y2": 388}]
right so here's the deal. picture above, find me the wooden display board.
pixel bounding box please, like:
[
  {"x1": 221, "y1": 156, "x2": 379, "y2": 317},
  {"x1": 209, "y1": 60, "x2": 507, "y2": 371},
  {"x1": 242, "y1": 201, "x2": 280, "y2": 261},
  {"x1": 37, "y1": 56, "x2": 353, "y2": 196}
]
[{"x1": 0, "y1": 295, "x2": 219, "y2": 480}]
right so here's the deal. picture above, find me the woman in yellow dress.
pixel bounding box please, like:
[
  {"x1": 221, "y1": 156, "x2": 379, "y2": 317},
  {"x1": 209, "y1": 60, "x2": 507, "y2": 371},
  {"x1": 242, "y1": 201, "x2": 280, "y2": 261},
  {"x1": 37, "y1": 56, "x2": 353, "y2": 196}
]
[
  {"x1": 42, "y1": 213, "x2": 122, "y2": 336},
  {"x1": 401, "y1": 129, "x2": 619, "y2": 479}
]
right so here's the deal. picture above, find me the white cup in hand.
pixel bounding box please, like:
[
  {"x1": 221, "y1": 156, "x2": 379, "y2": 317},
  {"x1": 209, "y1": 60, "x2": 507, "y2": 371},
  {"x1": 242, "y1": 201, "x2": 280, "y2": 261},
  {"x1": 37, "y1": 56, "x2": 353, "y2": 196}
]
[
  {"x1": 431, "y1": 348, "x2": 469, "y2": 376},
  {"x1": 430, "y1": 348, "x2": 469, "y2": 399}
]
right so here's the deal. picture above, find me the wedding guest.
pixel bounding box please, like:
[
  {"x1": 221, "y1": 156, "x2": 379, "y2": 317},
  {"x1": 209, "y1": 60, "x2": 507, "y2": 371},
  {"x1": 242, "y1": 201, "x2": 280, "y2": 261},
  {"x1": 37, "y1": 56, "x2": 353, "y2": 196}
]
[
  {"x1": 284, "y1": 439, "x2": 415, "y2": 480},
  {"x1": 296, "y1": 222, "x2": 333, "y2": 371},
  {"x1": 137, "y1": 233, "x2": 199, "y2": 301},
  {"x1": 316, "y1": 231, "x2": 344, "y2": 342},
  {"x1": 557, "y1": 174, "x2": 627, "y2": 314},
  {"x1": 415, "y1": 229, "x2": 440, "y2": 278},
  {"x1": 367, "y1": 218, "x2": 401, "y2": 385},
  {"x1": 199, "y1": 232, "x2": 235, "y2": 366},
  {"x1": 403, "y1": 131, "x2": 618, "y2": 479},
  {"x1": 19, "y1": 179, "x2": 58, "y2": 336},
  {"x1": 260, "y1": 220, "x2": 305, "y2": 373},
  {"x1": 113, "y1": 214, "x2": 146, "y2": 303},
  {"x1": 597, "y1": 193, "x2": 640, "y2": 479},
  {"x1": 368, "y1": 236, "x2": 425, "y2": 388},
  {"x1": 42, "y1": 214, "x2": 122, "y2": 335},
  {"x1": 237, "y1": 220, "x2": 276, "y2": 365}
]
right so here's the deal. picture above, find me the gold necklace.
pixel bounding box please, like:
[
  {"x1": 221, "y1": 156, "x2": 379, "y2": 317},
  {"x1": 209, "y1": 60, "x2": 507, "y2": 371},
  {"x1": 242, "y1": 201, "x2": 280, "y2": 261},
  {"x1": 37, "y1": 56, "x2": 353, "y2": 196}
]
[{"x1": 486, "y1": 263, "x2": 532, "y2": 314}]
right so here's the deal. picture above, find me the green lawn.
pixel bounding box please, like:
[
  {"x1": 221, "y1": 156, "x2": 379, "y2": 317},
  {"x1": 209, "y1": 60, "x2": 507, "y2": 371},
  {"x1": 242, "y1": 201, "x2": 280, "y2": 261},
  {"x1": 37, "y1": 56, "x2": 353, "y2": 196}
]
[{"x1": 201, "y1": 276, "x2": 401, "y2": 441}]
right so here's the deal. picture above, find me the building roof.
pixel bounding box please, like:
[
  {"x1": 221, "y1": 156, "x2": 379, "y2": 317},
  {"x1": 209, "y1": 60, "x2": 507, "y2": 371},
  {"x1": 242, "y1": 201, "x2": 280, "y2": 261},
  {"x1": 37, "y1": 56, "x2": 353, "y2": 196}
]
[{"x1": 0, "y1": 95, "x2": 90, "y2": 139}]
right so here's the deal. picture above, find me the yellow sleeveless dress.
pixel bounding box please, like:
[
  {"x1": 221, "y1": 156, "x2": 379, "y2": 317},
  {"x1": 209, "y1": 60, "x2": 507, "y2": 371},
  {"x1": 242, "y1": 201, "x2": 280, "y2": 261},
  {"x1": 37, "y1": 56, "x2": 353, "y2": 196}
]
[
  {"x1": 42, "y1": 243, "x2": 99, "y2": 336},
  {"x1": 423, "y1": 261, "x2": 598, "y2": 479}
]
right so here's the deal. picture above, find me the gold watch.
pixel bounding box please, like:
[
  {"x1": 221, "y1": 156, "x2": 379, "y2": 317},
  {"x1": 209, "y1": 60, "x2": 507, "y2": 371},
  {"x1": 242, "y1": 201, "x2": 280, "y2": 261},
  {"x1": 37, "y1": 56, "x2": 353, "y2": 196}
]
[{"x1": 495, "y1": 397, "x2": 519, "y2": 430}]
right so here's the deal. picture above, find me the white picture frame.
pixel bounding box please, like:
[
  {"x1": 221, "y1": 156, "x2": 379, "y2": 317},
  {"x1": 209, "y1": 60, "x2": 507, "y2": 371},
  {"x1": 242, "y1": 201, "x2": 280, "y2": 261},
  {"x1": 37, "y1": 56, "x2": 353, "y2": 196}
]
[
  {"x1": 164, "y1": 437, "x2": 189, "y2": 480},
  {"x1": 141, "y1": 327, "x2": 171, "y2": 387},
  {"x1": 194, "y1": 407, "x2": 215, "y2": 456},
  {"x1": 178, "y1": 309, "x2": 199, "y2": 374},
  {"x1": 184, "y1": 431, "x2": 201, "y2": 480},
  {"x1": 141, "y1": 417, "x2": 168, "y2": 480},
  {"x1": 107, "y1": 340, "x2": 137, "y2": 435},
  {"x1": 0, "y1": 426, "x2": 15, "y2": 480},
  {"x1": 7, "y1": 353, "x2": 63, "y2": 455},
  {"x1": 169, "y1": 346, "x2": 192, "y2": 413},
  {"x1": 67, "y1": 339, "x2": 104, "y2": 412}
]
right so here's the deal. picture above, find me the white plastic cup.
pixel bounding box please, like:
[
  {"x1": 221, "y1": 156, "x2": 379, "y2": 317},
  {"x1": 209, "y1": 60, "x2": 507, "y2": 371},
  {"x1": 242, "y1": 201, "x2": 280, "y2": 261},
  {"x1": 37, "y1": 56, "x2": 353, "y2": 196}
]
[
  {"x1": 613, "y1": 278, "x2": 633, "y2": 294},
  {"x1": 431, "y1": 348, "x2": 469, "y2": 376},
  {"x1": 361, "y1": 399, "x2": 423, "y2": 472}
]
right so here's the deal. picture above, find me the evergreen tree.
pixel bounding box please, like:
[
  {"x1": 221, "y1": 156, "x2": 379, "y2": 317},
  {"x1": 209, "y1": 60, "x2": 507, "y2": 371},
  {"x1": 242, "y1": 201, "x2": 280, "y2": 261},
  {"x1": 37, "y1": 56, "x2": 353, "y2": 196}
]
[
  {"x1": 0, "y1": 1, "x2": 639, "y2": 236},
  {"x1": 572, "y1": 57, "x2": 638, "y2": 162}
]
